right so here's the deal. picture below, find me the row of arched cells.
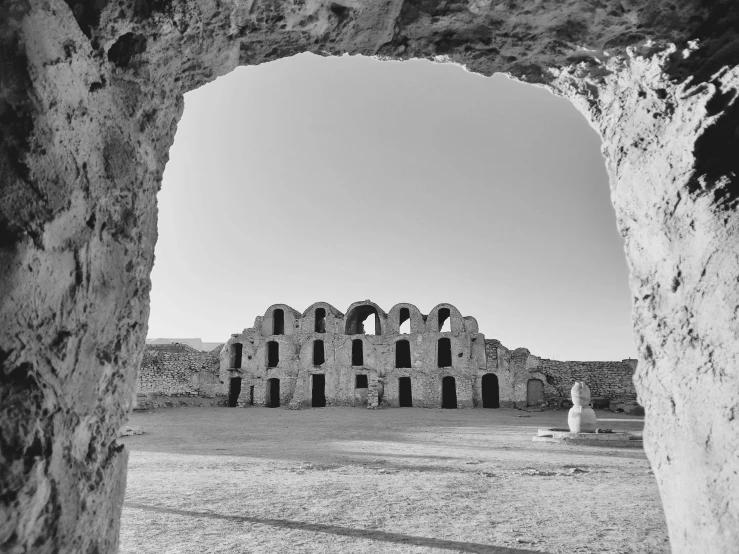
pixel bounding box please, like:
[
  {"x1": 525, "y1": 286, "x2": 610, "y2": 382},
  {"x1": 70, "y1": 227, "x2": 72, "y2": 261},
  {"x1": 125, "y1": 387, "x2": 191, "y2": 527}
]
[
  {"x1": 229, "y1": 337, "x2": 454, "y2": 369},
  {"x1": 228, "y1": 372, "x2": 546, "y2": 409},
  {"x1": 261, "y1": 302, "x2": 476, "y2": 337}
]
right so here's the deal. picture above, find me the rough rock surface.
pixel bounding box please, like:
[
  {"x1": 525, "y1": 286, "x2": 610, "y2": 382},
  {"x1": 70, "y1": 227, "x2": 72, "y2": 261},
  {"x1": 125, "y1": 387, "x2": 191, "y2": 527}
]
[{"x1": 1, "y1": 0, "x2": 738, "y2": 552}]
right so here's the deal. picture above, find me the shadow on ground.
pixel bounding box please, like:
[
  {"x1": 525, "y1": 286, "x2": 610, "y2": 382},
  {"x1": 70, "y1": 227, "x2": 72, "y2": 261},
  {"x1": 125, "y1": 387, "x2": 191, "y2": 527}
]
[{"x1": 124, "y1": 502, "x2": 547, "y2": 554}]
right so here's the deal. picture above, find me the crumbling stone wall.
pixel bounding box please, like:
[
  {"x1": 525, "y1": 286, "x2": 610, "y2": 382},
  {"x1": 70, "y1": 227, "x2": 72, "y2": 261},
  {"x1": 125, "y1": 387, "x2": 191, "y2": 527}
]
[
  {"x1": 484, "y1": 339, "x2": 637, "y2": 407},
  {"x1": 221, "y1": 301, "x2": 486, "y2": 409},
  {"x1": 138, "y1": 343, "x2": 223, "y2": 397},
  {"x1": 533, "y1": 358, "x2": 637, "y2": 400}
]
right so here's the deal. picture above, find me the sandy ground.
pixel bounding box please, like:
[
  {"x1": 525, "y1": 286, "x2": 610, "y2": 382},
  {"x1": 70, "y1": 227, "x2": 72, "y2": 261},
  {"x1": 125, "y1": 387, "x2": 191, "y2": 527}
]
[{"x1": 119, "y1": 407, "x2": 668, "y2": 554}]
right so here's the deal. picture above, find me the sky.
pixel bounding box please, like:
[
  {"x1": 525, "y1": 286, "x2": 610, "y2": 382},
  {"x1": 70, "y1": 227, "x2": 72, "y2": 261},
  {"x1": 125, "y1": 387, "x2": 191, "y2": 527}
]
[{"x1": 148, "y1": 53, "x2": 636, "y2": 361}]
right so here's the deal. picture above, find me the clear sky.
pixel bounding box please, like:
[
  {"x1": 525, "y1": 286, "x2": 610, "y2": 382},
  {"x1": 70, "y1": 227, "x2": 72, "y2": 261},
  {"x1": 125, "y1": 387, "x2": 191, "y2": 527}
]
[{"x1": 148, "y1": 53, "x2": 636, "y2": 361}]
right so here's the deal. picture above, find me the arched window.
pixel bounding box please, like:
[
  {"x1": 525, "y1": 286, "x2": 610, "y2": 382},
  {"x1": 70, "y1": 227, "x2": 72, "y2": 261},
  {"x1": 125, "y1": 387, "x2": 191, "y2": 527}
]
[
  {"x1": 267, "y1": 341, "x2": 279, "y2": 368},
  {"x1": 273, "y1": 309, "x2": 284, "y2": 335},
  {"x1": 395, "y1": 340, "x2": 411, "y2": 368},
  {"x1": 315, "y1": 308, "x2": 326, "y2": 333},
  {"x1": 398, "y1": 307, "x2": 411, "y2": 334},
  {"x1": 352, "y1": 339, "x2": 364, "y2": 366},
  {"x1": 231, "y1": 343, "x2": 243, "y2": 369},
  {"x1": 438, "y1": 308, "x2": 451, "y2": 332},
  {"x1": 437, "y1": 337, "x2": 452, "y2": 368},
  {"x1": 313, "y1": 339, "x2": 325, "y2": 366}
]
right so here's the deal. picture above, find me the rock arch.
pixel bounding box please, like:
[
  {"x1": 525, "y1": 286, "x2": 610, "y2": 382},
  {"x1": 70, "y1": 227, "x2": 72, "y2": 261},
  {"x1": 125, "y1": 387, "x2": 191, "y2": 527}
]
[{"x1": 2, "y1": 1, "x2": 739, "y2": 552}]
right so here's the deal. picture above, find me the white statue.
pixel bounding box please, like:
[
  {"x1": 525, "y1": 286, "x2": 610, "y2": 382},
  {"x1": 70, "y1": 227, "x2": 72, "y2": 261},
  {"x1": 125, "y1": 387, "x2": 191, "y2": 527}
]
[{"x1": 568, "y1": 381, "x2": 597, "y2": 432}]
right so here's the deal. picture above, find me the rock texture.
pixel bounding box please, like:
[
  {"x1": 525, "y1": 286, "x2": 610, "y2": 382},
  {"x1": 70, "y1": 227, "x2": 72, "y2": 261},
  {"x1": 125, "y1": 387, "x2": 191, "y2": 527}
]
[{"x1": 1, "y1": 0, "x2": 738, "y2": 552}]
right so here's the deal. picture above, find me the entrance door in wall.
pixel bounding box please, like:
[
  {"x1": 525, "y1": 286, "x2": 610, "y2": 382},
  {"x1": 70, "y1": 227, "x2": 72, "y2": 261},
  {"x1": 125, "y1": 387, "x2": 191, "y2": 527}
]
[
  {"x1": 442, "y1": 376, "x2": 457, "y2": 409},
  {"x1": 312, "y1": 374, "x2": 326, "y2": 407},
  {"x1": 527, "y1": 379, "x2": 545, "y2": 406},
  {"x1": 267, "y1": 378, "x2": 280, "y2": 407},
  {"x1": 228, "y1": 377, "x2": 242, "y2": 407},
  {"x1": 398, "y1": 377, "x2": 412, "y2": 407},
  {"x1": 481, "y1": 373, "x2": 500, "y2": 408}
]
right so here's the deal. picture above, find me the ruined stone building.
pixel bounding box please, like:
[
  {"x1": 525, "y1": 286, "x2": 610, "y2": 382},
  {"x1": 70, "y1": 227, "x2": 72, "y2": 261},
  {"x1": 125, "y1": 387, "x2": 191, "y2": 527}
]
[{"x1": 215, "y1": 301, "x2": 638, "y2": 410}]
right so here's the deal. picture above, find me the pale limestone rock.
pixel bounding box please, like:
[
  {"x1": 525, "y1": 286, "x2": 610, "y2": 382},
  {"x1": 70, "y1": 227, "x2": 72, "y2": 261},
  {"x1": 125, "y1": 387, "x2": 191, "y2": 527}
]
[{"x1": 1, "y1": 1, "x2": 739, "y2": 552}]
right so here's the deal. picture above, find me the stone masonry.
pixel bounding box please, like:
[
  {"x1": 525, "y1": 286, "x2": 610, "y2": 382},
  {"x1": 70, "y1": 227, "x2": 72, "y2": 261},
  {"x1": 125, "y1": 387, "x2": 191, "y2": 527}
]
[
  {"x1": 137, "y1": 343, "x2": 223, "y2": 398},
  {"x1": 215, "y1": 301, "x2": 637, "y2": 410}
]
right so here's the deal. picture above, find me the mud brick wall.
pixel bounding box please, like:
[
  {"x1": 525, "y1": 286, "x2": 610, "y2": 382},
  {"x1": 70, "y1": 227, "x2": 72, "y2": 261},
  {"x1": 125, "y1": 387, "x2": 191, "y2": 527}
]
[{"x1": 138, "y1": 344, "x2": 223, "y2": 397}]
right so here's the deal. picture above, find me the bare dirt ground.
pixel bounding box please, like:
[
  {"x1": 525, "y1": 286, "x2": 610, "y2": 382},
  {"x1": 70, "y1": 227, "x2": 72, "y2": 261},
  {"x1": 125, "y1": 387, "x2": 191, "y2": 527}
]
[{"x1": 119, "y1": 407, "x2": 668, "y2": 554}]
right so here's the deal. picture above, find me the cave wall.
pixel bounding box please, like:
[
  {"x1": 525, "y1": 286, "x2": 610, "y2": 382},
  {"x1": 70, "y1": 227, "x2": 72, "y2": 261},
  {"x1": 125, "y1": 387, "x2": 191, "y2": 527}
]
[{"x1": 2, "y1": 0, "x2": 739, "y2": 552}]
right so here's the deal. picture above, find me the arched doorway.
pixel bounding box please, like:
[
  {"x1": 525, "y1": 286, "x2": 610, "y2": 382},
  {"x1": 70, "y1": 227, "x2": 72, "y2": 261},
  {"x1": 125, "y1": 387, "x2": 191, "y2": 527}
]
[
  {"x1": 399, "y1": 377, "x2": 412, "y2": 407},
  {"x1": 312, "y1": 374, "x2": 326, "y2": 407},
  {"x1": 228, "y1": 377, "x2": 242, "y2": 407},
  {"x1": 442, "y1": 376, "x2": 457, "y2": 409},
  {"x1": 481, "y1": 373, "x2": 499, "y2": 408},
  {"x1": 527, "y1": 379, "x2": 545, "y2": 406},
  {"x1": 266, "y1": 378, "x2": 280, "y2": 407}
]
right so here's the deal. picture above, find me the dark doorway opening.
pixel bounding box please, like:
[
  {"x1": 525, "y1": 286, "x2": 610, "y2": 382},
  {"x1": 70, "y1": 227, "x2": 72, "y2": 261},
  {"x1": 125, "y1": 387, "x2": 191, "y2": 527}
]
[
  {"x1": 527, "y1": 378, "x2": 545, "y2": 406},
  {"x1": 313, "y1": 339, "x2": 325, "y2": 365},
  {"x1": 482, "y1": 373, "x2": 500, "y2": 408},
  {"x1": 355, "y1": 374, "x2": 368, "y2": 388},
  {"x1": 228, "y1": 377, "x2": 241, "y2": 407},
  {"x1": 442, "y1": 376, "x2": 457, "y2": 409},
  {"x1": 315, "y1": 308, "x2": 326, "y2": 333},
  {"x1": 267, "y1": 341, "x2": 279, "y2": 368},
  {"x1": 399, "y1": 377, "x2": 412, "y2": 407},
  {"x1": 438, "y1": 337, "x2": 452, "y2": 368},
  {"x1": 395, "y1": 340, "x2": 411, "y2": 368},
  {"x1": 273, "y1": 309, "x2": 284, "y2": 335},
  {"x1": 399, "y1": 307, "x2": 411, "y2": 334},
  {"x1": 312, "y1": 374, "x2": 326, "y2": 407},
  {"x1": 438, "y1": 307, "x2": 451, "y2": 332},
  {"x1": 231, "y1": 343, "x2": 243, "y2": 369},
  {"x1": 352, "y1": 339, "x2": 364, "y2": 366},
  {"x1": 249, "y1": 385, "x2": 254, "y2": 406},
  {"x1": 267, "y1": 378, "x2": 280, "y2": 407}
]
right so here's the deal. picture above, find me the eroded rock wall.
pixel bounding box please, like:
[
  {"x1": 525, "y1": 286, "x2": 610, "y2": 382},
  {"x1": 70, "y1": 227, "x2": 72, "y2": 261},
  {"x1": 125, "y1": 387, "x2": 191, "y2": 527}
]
[{"x1": 2, "y1": 0, "x2": 739, "y2": 552}]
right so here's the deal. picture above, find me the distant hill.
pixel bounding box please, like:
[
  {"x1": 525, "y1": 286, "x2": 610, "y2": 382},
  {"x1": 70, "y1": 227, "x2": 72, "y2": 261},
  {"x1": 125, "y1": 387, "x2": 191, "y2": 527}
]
[{"x1": 146, "y1": 338, "x2": 224, "y2": 352}]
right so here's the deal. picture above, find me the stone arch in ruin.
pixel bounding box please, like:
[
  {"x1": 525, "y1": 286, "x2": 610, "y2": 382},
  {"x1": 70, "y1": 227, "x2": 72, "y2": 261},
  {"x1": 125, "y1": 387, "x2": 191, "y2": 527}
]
[{"x1": 1, "y1": 1, "x2": 738, "y2": 552}]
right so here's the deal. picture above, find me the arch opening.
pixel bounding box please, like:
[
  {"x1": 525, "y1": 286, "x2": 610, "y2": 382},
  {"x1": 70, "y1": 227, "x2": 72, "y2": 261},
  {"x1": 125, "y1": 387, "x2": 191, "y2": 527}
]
[
  {"x1": 442, "y1": 376, "x2": 457, "y2": 409},
  {"x1": 527, "y1": 378, "x2": 545, "y2": 406},
  {"x1": 312, "y1": 374, "x2": 326, "y2": 407},
  {"x1": 313, "y1": 339, "x2": 325, "y2": 366},
  {"x1": 345, "y1": 304, "x2": 381, "y2": 335},
  {"x1": 273, "y1": 309, "x2": 285, "y2": 335},
  {"x1": 438, "y1": 308, "x2": 451, "y2": 332},
  {"x1": 438, "y1": 337, "x2": 452, "y2": 368},
  {"x1": 267, "y1": 341, "x2": 279, "y2": 368},
  {"x1": 351, "y1": 339, "x2": 364, "y2": 366},
  {"x1": 315, "y1": 308, "x2": 326, "y2": 333},
  {"x1": 398, "y1": 307, "x2": 411, "y2": 334},
  {"x1": 228, "y1": 377, "x2": 241, "y2": 407},
  {"x1": 266, "y1": 378, "x2": 280, "y2": 408},
  {"x1": 395, "y1": 340, "x2": 411, "y2": 368},
  {"x1": 482, "y1": 373, "x2": 500, "y2": 408},
  {"x1": 231, "y1": 343, "x2": 243, "y2": 369},
  {"x1": 399, "y1": 377, "x2": 412, "y2": 407}
]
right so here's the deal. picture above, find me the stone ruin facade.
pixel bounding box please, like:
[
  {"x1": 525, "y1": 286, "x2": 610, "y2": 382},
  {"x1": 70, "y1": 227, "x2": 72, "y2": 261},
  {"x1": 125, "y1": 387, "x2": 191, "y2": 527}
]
[{"x1": 218, "y1": 300, "x2": 637, "y2": 410}]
